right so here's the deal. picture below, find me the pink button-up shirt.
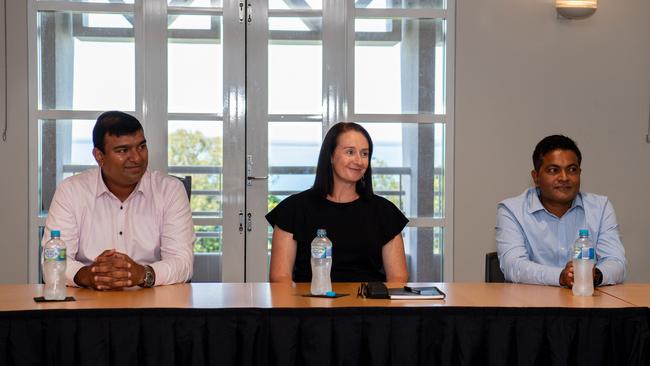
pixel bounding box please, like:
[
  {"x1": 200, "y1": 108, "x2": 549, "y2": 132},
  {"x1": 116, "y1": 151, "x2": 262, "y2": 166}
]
[{"x1": 43, "y1": 168, "x2": 195, "y2": 286}]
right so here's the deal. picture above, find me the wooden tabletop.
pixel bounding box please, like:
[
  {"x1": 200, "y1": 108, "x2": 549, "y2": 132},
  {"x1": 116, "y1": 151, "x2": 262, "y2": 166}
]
[
  {"x1": 0, "y1": 282, "x2": 638, "y2": 312},
  {"x1": 595, "y1": 283, "x2": 650, "y2": 307},
  {"x1": 265, "y1": 282, "x2": 636, "y2": 308}
]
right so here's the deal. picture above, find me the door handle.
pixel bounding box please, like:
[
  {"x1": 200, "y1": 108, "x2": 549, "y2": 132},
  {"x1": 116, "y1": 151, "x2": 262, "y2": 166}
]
[
  {"x1": 246, "y1": 175, "x2": 268, "y2": 185},
  {"x1": 246, "y1": 154, "x2": 267, "y2": 185}
]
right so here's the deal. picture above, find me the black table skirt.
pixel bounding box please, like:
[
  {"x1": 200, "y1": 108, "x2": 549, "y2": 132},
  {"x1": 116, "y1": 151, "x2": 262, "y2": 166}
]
[{"x1": 1, "y1": 307, "x2": 649, "y2": 366}]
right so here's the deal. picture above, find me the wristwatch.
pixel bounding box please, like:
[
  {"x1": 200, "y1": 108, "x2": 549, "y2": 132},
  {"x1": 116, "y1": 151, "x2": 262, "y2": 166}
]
[
  {"x1": 139, "y1": 265, "x2": 155, "y2": 288},
  {"x1": 593, "y1": 267, "x2": 603, "y2": 287}
]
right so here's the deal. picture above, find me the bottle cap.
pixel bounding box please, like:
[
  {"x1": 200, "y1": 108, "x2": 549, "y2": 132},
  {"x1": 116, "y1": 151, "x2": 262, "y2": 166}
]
[
  {"x1": 579, "y1": 229, "x2": 589, "y2": 237},
  {"x1": 325, "y1": 291, "x2": 336, "y2": 297},
  {"x1": 51, "y1": 230, "x2": 61, "y2": 238},
  {"x1": 317, "y1": 228, "x2": 327, "y2": 237}
]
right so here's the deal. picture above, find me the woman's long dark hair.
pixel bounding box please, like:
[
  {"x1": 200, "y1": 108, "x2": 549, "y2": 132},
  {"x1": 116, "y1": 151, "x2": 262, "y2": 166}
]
[{"x1": 312, "y1": 122, "x2": 374, "y2": 199}]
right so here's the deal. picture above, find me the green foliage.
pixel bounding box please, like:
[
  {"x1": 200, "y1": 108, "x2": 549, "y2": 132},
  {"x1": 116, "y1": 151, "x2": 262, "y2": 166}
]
[
  {"x1": 169, "y1": 129, "x2": 223, "y2": 252},
  {"x1": 169, "y1": 130, "x2": 446, "y2": 254},
  {"x1": 268, "y1": 194, "x2": 280, "y2": 211},
  {"x1": 194, "y1": 226, "x2": 221, "y2": 253},
  {"x1": 168, "y1": 129, "x2": 222, "y2": 167},
  {"x1": 372, "y1": 159, "x2": 402, "y2": 209}
]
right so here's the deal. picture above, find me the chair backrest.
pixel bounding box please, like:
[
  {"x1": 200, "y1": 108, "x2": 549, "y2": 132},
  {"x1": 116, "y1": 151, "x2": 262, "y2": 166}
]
[
  {"x1": 174, "y1": 175, "x2": 192, "y2": 200},
  {"x1": 485, "y1": 251, "x2": 506, "y2": 283}
]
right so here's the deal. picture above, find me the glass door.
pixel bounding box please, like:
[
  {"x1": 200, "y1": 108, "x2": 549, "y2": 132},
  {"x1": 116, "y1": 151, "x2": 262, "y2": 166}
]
[
  {"x1": 243, "y1": 0, "x2": 454, "y2": 282},
  {"x1": 245, "y1": 0, "x2": 326, "y2": 281},
  {"x1": 165, "y1": 0, "x2": 246, "y2": 282}
]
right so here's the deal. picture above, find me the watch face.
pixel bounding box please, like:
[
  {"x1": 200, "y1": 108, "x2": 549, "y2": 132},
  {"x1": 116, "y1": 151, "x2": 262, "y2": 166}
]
[
  {"x1": 144, "y1": 267, "x2": 155, "y2": 287},
  {"x1": 594, "y1": 269, "x2": 603, "y2": 286}
]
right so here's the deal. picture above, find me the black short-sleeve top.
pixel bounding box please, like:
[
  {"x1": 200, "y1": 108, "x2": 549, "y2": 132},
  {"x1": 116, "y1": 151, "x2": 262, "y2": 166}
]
[{"x1": 265, "y1": 188, "x2": 409, "y2": 282}]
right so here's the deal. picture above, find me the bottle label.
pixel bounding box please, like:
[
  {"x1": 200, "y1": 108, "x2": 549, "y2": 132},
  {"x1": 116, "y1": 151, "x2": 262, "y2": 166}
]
[
  {"x1": 44, "y1": 248, "x2": 66, "y2": 262},
  {"x1": 582, "y1": 247, "x2": 595, "y2": 260},
  {"x1": 574, "y1": 247, "x2": 595, "y2": 260},
  {"x1": 325, "y1": 247, "x2": 332, "y2": 259},
  {"x1": 311, "y1": 246, "x2": 326, "y2": 259}
]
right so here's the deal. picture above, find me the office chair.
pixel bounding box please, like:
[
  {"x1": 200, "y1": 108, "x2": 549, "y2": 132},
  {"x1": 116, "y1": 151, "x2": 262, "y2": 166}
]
[
  {"x1": 174, "y1": 175, "x2": 192, "y2": 200},
  {"x1": 485, "y1": 251, "x2": 506, "y2": 283},
  {"x1": 174, "y1": 175, "x2": 193, "y2": 283}
]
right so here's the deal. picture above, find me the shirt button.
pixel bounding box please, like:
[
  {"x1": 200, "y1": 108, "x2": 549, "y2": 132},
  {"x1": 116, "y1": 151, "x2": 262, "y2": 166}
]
[
  {"x1": 119, "y1": 231, "x2": 123, "y2": 235},
  {"x1": 120, "y1": 206, "x2": 123, "y2": 210}
]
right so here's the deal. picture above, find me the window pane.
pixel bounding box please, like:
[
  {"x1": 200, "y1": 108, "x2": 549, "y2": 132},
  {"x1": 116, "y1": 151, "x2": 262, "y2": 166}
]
[
  {"x1": 39, "y1": 0, "x2": 134, "y2": 3},
  {"x1": 361, "y1": 122, "x2": 445, "y2": 218},
  {"x1": 268, "y1": 122, "x2": 322, "y2": 211},
  {"x1": 194, "y1": 225, "x2": 221, "y2": 253},
  {"x1": 168, "y1": 120, "x2": 223, "y2": 217},
  {"x1": 177, "y1": 173, "x2": 222, "y2": 217},
  {"x1": 355, "y1": 18, "x2": 446, "y2": 114},
  {"x1": 269, "y1": 18, "x2": 322, "y2": 115},
  {"x1": 403, "y1": 226, "x2": 444, "y2": 281},
  {"x1": 355, "y1": 0, "x2": 445, "y2": 9},
  {"x1": 193, "y1": 225, "x2": 223, "y2": 283},
  {"x1": 38, "y1": 119, "x2": 96, "y2": 215},
  {"x1": 168, "y1": 0, "x2": 222, "y2": 7},
  {"x1": 85, "y1": 13, "x2": 133, "y2": 28},
  {"x1": 169, "y1": 14, "x2": 213, "y2": 30},
  {"x1": 270, "y1": 0, "x2": 322, "y2": 10},
  {"x1": 168, "y1": 15, "x2": 223, "y2": 114},
  {"x1": 37, "y1": 11, "x2": 135, "y2": 111},
  {"x1": 269, "y1": 17, "x2": 321, "y2": 32}
]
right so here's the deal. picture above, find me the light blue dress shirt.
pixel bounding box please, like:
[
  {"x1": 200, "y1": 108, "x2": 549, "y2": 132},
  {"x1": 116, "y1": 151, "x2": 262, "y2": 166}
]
[{"x1": 496, "y1": 188, "x2": 626, "y2": 286}]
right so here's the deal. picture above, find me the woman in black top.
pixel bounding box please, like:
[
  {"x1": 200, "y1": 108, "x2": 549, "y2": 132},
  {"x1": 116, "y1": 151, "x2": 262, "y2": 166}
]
[{"x1": 266, "y1": 122, "x2": 408, "y2": 283}]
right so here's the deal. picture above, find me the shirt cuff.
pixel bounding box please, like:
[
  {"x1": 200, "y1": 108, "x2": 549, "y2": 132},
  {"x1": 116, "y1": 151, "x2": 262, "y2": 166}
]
[
  {"x1": 547, "y1": 267, "x2": 564, "y2": 287},
  {"x1": 66, "y1": 260, "x2": 85, "y2": 287},
  {"x1": 597, "y1": 261, "x2": 625, "y2": 285},
  {"x1": 597, "y1": 265, "x2": 614, "y2": 286},
  {"x1": 149, "y1": 262, "x2": 166, "y2": 286}
]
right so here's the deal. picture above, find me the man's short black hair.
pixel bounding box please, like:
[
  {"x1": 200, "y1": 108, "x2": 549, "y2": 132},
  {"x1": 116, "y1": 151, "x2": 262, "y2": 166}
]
[
  {"x1": 532, "y1": 135, "x2": 582, "y2": 172},
  {"x1": 93, "y1": 111, "x2": 143, "y2": 153}
]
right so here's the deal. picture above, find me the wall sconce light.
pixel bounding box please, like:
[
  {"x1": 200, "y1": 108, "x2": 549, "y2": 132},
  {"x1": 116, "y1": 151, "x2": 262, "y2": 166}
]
[{"x1": 556, "y1": 0, "x2": 597, "y2": 19}]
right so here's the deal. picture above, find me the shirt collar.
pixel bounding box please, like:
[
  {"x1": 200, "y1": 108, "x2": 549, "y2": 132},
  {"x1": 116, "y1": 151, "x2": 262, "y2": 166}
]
[
  {"x1": 94, "y1": 168, "x2": 149, "y2": 200},
  {"x1": 95, "y1": 168, "x2": 110, "y2": 198},
  {"x1": 528, "y1": 187, "x2": 583, "y2": 215}
]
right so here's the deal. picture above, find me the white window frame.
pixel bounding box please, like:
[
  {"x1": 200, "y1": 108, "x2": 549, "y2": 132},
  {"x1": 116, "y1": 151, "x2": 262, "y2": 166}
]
[
  {"x1": 345, "y1": 3, "x2": 455, "y2": 281},
  {"x1": 26, "y1": 0, "x2": 454, "y2": 283}
]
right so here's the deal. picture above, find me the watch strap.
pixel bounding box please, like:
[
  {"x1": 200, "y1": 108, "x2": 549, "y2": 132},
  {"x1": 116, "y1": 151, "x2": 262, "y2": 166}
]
[{"x1": 593, "y1": 267, "x2": 603, "y2": 287}]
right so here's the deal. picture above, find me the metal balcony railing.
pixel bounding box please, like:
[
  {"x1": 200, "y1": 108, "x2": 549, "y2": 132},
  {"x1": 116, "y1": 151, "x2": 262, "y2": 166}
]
[{"x1": 62, "y1": 164, "x2": 444, "y2": 247}]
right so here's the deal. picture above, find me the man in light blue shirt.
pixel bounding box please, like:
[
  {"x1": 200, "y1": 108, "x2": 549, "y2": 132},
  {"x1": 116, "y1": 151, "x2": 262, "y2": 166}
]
[{"x1": 496, "y1": 135, "x2": 626, "y2": 287}]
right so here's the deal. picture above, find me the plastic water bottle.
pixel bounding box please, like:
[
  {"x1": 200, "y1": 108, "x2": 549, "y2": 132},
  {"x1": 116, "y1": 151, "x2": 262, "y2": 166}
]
[
  {"x1": 572, "y1": 229, "x2": 595, "y2": 296},
  {"x1": 42, "y1": 230, "x2": 67, "y2": 300},
  {"x1": 310, "y1": 229, "x2": 332, "y2": 295}
]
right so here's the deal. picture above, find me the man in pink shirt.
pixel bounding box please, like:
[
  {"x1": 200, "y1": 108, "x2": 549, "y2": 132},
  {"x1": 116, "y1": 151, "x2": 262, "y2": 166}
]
[{"x1": 43, "y1": 111, "x2": 195, "y2": 290}]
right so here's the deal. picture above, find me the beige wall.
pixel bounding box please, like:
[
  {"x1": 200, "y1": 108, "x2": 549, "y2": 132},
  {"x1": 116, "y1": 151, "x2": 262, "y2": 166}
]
[
  {"x1": 0, "y1": 0, "x2": 28, "y2": 283},
  {"x1": 0, "y1": 1, "x2": 648, "y2": 283},
  {"x1": 454, "y1": 0, "x2": 650, "y2": 281}
]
